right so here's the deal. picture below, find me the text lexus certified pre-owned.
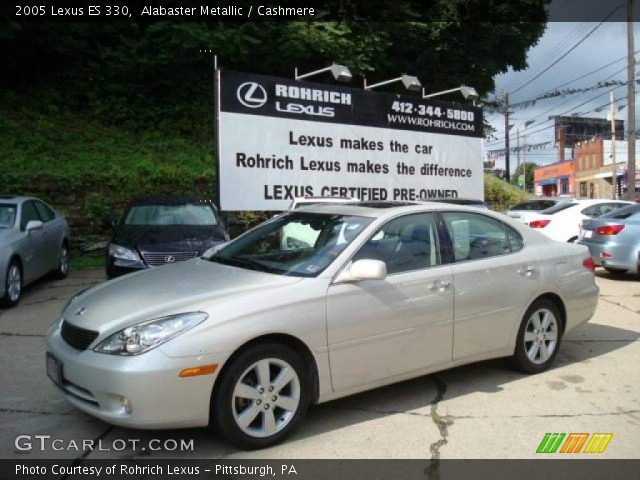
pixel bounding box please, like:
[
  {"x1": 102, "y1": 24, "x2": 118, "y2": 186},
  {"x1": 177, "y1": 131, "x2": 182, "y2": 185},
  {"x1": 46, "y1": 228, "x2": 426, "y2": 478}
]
[
  {"x1": 106, "y1": 196, "x2": 232, "y2": 278},
  {"x1": 47, "y1": 202, "x2": 598, "y2": 449},
  {"x1": 1, "y1": 196, "x2": 70, "y2": 307}
]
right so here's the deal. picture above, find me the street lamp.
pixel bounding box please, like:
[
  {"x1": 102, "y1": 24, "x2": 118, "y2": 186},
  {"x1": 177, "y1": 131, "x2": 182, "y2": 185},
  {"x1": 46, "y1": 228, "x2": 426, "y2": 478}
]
[
  {"x1": 364, "y1": 74, "x2": 422, "y2": 92},
  {"x1": 422, "y1": 85, "x2": 479, "y2": 101},
  {"x1": 294, "y1": 63, "x2": 352, "y2": 83}
]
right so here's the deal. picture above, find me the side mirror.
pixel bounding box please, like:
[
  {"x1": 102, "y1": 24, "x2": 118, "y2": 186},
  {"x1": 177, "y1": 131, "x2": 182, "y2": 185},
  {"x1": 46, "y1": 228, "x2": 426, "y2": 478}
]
[
  {"x1": 224, "y1": 216, "x2": 238, "y2": 227},
  {"x1": 335, "y1": 259, "x2": 387, "y2": 283},
  {"x1": 25, "y1": 220, "x2": 43, "y2": 233}
]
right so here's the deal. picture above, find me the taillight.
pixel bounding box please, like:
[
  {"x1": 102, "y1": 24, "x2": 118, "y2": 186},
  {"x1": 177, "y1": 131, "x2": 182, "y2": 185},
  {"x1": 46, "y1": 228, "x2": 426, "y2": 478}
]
[
  {"x1": 594, "y1": 224, "x2": 625, "y2": 235},
  {"x1": 582, "y1": 257, "x2": 596, "y2": 272},
  {"x1": 529, "y1": 219, "x2": 551, "y2": 228}
]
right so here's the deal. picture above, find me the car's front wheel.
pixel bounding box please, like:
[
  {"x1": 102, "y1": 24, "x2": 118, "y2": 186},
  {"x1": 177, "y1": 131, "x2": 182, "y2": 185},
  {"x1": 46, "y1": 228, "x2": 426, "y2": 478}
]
[
  {"x1": 54, "y1": 242, "x2": 70, "y2": 279},
  {"x1": 1, "y1": 260, "x2": 22, "y2": 308},
  {"x1": 212, "y1": 343, "x2": 310, "y2": 449},
  {"x1": 510, "y1": 299, "x2": 563, "y2": 373}
]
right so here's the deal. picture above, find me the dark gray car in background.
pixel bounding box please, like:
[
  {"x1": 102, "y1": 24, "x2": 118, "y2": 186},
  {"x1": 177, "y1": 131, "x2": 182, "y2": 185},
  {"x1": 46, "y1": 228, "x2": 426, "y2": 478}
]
[
  {"x1": 578, "y1": 204, "x2": 640, "y2": 275},
  {"x1": 0, "y1": 196, "x2": 70, "y2": 307}
]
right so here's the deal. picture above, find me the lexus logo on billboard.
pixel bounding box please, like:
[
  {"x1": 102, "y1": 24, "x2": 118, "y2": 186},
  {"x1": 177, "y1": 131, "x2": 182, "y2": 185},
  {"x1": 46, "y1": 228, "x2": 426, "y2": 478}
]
[{"x1": 236, "y1": 82, "x2": 267, "y2": 108}]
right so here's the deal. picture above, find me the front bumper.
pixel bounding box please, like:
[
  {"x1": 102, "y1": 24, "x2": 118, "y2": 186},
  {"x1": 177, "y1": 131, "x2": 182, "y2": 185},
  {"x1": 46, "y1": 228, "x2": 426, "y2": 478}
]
[
  {"x1": 46, "y1": 325, "x2": 227, "y2": 429},
  {"x1": 577, "y1": 239, "x2": 639, "y2": 272}
]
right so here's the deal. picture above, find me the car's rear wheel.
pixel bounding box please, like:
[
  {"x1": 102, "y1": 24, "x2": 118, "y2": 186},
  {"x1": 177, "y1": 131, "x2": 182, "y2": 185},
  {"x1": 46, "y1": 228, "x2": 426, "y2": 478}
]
[
  {"x1": 212, "y1": 343, "x2": 310, "y2": 449},
  {"x1": 510, "y1": 299, "x2": 563, "y2": 373},
  {"x1": 1, "y1": 260, "x2": 22, "y2": 308},
  {"x1": 54, "y1": 242, "x2": 70, "y2": 279}
]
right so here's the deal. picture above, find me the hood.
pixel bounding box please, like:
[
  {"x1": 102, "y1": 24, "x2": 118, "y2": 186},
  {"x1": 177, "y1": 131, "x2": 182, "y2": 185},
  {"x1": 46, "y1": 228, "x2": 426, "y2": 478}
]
[
  {"x1": 112, "y1": 225, "x2": 227, "y2": 253},
  {"x1": 63, "y1": 259, "x2": 302, "y2": 334}
]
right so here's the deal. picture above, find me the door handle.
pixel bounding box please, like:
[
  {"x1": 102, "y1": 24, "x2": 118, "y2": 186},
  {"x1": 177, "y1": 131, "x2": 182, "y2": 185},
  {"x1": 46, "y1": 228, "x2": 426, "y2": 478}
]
[
  {"x1": 518, "y1": 266, "x2": 536, "y2": 276},
  {"x1": 429, "y1": 280, "x2": 451, "y2": 292}
]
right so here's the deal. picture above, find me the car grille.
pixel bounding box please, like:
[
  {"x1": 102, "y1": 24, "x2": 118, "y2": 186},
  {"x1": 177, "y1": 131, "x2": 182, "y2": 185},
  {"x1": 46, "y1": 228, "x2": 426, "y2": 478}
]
[
  {"x1": 61, "y1": 321, "x2": 99, "y2": 350},
  {"x1": 141, "y1": 251, "x2": 198, "y2": 267}
]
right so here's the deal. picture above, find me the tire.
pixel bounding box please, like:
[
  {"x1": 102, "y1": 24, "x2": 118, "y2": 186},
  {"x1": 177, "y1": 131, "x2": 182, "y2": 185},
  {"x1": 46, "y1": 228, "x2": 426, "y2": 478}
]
[
  {"x1": 212, "y1": 342, "x2": 310, "y2": 450},
  {"x1": 510, "y1": 299, "x2": 564, "y2": 374},
  {"x1": 603, "y1": 266, "x2": 628, "y2": 275},
  {"x1": 54, "y1": 241, "x2": 70, "y2": 279},
  {"x1": 1, "y1": 260, "x2": 22, "y2": 308}
]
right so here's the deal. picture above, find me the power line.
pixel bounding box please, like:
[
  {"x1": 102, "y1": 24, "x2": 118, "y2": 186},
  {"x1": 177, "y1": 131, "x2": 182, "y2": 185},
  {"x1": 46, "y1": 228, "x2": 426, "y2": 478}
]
[{"x1": 509, "y1": 6, "x2": 621, "y2": 95}]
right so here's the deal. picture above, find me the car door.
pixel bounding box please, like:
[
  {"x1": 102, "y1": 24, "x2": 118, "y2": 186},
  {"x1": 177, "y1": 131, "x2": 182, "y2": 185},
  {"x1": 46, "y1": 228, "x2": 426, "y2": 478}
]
[
  {"x1": 326, "y1": 212, "x2": 454, "y2": 392},
  {"x1": 19, "y1": 200, "x2": 48, "y2": 282},
  {"x1": 33, "y1": 200, "x2": 61, "y2": 271},
  {"x1": 440, "y1": 211, "x2": 542, "y2": 360}
]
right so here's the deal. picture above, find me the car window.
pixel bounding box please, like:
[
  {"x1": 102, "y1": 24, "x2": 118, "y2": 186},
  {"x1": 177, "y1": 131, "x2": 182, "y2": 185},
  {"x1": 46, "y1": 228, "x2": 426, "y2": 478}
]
[
  {"x1": 506, "y1": 225, "x2": 524, "y2": 252},
  {"x1": 34, "y1": 201, "x2": 55, "y2": 222},
  {"x1": 20, "y1": 201, "x2": 41, "y2": 230},
  {"x1": 582, "y1": 203, "x2": 627, "y2": 218},
  {"x1": 124, "y1": 204, "x2": 219, "y2": 225},
  {"x1": 0, "y1": 204, "x2": 17, "y2": 228},
  {"x1": 541, "y1": 202, "x2": 575, "y2": 215},
  {"x1": 442, "y1": 212, "x2": 512, "y2": 262},
  {"x1": 512, "y1": 201, "x2": 540, "y2": 211},
  {"x1": 602, "y1": 204, "x2": 640, "y2": 219},
  {"x1": 353, "y1": 213, "x2": 440, "y2": 274}
]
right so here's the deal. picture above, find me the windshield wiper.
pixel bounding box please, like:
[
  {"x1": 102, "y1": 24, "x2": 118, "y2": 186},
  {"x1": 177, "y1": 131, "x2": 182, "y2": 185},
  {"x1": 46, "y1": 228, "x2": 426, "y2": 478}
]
[{"x1": 215, "y1": 256, "x2": 274, "y2": 273}]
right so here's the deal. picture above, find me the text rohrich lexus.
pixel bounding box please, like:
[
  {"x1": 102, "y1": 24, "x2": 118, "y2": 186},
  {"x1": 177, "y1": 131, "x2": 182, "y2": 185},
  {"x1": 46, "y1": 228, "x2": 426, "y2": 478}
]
[{"x1": 47, "y1": 202, "x2": 598, "y2": 449}]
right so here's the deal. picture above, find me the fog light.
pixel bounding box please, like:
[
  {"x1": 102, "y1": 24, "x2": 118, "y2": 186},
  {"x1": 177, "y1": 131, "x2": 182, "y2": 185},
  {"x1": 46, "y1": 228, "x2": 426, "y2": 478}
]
[{"x1": 121, "y1": 397, "x2": 133, "y2": 414}]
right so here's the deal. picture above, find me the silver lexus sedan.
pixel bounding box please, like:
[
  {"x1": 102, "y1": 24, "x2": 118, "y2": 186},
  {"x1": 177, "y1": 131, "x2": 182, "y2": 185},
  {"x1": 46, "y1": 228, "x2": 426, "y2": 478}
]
[
  {"x1": 46, "y1": 202, "x2": 598, "y2": 449},
  {"x1": 1, "y1": 196, "x2": 70, "y2": 307}
]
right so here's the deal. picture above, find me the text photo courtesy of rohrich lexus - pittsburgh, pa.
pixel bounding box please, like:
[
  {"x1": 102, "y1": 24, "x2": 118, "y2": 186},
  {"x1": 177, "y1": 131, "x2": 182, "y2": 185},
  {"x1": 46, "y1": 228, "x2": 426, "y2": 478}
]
[{"x1": 1, "y1": 1, "x2": 639, "y2": 479}]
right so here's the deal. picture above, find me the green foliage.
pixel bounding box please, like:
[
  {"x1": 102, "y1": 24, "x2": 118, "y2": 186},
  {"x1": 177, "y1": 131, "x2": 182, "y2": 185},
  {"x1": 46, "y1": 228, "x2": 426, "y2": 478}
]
[
  {"x1": 510, "y1": 161, "x2": 537, "y2": 192},
  {"x1": 484, "y1": 173, "x2": 528, "y2": 211}
]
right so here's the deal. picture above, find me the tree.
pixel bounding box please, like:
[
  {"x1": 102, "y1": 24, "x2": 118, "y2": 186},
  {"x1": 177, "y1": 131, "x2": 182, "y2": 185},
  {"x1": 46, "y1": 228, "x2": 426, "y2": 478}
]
[{"x1": 510, "y1": 162, "x2": 537, "y2": 192}]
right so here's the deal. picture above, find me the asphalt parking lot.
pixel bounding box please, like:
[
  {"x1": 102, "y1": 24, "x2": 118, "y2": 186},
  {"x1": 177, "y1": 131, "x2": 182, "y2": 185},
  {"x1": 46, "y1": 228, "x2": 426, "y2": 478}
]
[{"x1": 1, "y1": 269, "x2": 639, "y2": 460}]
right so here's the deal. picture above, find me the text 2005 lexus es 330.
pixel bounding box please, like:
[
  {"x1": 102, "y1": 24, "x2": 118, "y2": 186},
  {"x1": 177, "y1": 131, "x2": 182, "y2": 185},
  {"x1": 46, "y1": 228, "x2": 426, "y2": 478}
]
[{"x1": 47, "y1": 202, "x2": 598, "y2": 449}]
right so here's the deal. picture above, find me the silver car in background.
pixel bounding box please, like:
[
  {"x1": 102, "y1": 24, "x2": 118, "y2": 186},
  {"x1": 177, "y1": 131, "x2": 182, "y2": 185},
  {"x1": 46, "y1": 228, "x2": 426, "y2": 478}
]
[
  {"x1": 46, "y1": 202, "x2": 597, "y2": 449},
  {"x1": 0, "y1": 196, "x2": 70, "y2": 307},
  {"x1": 578, "y1": 203, "x2": 640, "y2": 275}
]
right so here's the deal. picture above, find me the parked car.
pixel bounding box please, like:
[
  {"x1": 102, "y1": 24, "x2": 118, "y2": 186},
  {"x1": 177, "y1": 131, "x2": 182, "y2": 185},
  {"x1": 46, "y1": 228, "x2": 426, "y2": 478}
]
[
  {"x1": 577, "y1": 203, "x2": 640, "y2": 274},
  {"x1": 525, "y1": 199, "x2": 633, "y2": 242},
  {"x1": 106, "y1": 196, "x2": 232, "y2": 278},
  {"x1": 428, "y1": 197, "x2": 489, "y2": 209},
  {"x1": 0, "y1": 196, "x2": 70, "y2": 307},
  {"x1": 47, "y1": 202, "x2": 598, "y2": 449},
  {"x1": 506, "y1": 197, "x2": 570, "y2": 223}
]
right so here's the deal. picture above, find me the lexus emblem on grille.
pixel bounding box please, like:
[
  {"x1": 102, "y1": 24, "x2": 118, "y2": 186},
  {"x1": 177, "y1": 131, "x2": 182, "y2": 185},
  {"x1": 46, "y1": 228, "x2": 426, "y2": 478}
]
[
  {"x1": 75, "y1": 307, "x2": 87, "y2": 316},
  {"x1": 237, "y1": 82, "x2": 267, "y2": 108},
  {"x1": 165, "y1": 255, "x2": 176, "y2": 263}
]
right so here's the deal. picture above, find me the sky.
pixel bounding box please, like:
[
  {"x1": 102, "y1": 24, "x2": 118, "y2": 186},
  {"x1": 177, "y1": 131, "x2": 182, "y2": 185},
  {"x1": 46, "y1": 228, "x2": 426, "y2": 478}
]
[{"x1": 484, "y1": 10, "x2": 640, "y2": 173}]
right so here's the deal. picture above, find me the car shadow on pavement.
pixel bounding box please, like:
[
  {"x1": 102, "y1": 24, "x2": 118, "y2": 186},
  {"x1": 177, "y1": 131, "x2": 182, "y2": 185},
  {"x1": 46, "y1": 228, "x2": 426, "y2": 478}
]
[{"x1": 72, "y1": 320, "x2": 639, "y2": 460}]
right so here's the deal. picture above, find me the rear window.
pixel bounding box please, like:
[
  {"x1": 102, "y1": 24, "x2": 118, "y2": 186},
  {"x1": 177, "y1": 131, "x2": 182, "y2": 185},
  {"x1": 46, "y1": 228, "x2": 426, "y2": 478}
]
[
  {"x1": 602, "y1": 204, "x2": 640, "y2": 219},
  {"x1": 540, "y1": 203, "x2": 576, "y2": 215},
  {"x1": 512, "y1": 200, "x2": 556, "y2": 211},
  {"x1": 0, "y1": 204, "x2": 17, "y2": 228}
]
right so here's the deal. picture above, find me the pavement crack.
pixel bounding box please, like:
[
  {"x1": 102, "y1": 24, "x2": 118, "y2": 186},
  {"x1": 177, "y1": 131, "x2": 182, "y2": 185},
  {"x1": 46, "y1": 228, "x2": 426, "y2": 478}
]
[
  {"x1": 425, "y1": 375, "x2": 452, "y2": 480},
  {"x1": 600, "y1": 297, "x2": 640, "y2": 315},
  {"x1": 449, "y1": 409, "x2": 640, "y2": 419},
  {"x1": 60, "y1": 425, "x2": 114, "y2": 478}
]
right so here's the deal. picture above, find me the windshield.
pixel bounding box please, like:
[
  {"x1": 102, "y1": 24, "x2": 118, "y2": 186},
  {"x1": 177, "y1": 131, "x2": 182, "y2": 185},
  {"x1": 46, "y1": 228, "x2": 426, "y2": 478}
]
[
  {"x1": 0, "y1": 204, "x2": 17, "y2": 228},
  {"x1": 124, "y1": 204, "x2": 219, "y2": 226},
  {"x1": 540, "y1": 202, "x2": 575, "y2": 215},
  {"x1": 211, "y1": 212, "x2": 372, "y2": 277}
]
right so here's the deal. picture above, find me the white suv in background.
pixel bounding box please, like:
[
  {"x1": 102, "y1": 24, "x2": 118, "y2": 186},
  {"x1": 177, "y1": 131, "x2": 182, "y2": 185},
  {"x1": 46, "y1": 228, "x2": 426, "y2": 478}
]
[{"x1": 526, "y1": 199, "x2": 633, "y2": 242}]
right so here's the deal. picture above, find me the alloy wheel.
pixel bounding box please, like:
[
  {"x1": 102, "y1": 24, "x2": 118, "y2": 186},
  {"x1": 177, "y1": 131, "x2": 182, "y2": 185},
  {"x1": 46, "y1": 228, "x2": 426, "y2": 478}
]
[
  {"x1": 524, "y1": 308, "x2": 559, "y2": 364},
  {"x1": 60, "y1": 245, "x2": 69, "y2": 274},
  {"x1": 231, "y1": 358, "x2": 301, "y2": 438},
  {"x1": 7, "y1": 265, "x2": 21, "y2": 302}
]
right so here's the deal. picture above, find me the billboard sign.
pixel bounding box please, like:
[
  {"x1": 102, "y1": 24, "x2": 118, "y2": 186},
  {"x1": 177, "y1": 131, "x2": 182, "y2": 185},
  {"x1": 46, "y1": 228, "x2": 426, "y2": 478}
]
[{"x1": 216, "y1": 70, "x2": 483, "y2": 210}]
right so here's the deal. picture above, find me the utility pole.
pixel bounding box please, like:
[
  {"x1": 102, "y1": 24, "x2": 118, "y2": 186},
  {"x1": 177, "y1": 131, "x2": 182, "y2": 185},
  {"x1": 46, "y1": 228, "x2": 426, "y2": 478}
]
[
  {"x1": 523, "y1": 130, "x2": 528, "y2": 191},
  {"x1": 611, "y1": 91, "x2": 617, "y2": 200},
  {"x1": 627, "y1": 0, "x2": 636, "y2": 200},
  {"x1": 516, "y1": 127, "x2": 521, "y2": 188},
  {"x1": 503, "y1": 91, "x2": 511, "y2": 182}
]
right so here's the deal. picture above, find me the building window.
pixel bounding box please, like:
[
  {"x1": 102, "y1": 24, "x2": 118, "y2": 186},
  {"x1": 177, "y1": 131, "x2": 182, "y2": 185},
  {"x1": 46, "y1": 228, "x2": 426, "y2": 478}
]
[
  {"x1": 580, "y1": 182, "x2": 588, "y2": 198},
  {"x1": 560, "y1": 178, "x2": 569, "y2": 195}
]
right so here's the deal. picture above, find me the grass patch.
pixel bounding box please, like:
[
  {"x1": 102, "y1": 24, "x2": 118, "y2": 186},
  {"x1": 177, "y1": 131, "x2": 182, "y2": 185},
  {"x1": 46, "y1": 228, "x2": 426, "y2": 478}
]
[{"x1": 70, "y1": 252, "x2": 105, "y2": 271}]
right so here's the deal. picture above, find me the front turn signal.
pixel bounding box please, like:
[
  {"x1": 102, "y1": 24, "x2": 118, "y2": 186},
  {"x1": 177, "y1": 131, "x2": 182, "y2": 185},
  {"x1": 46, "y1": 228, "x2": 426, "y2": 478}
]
[{"x1": 179, "y1": 364, "x2": 218, "y2": 378}]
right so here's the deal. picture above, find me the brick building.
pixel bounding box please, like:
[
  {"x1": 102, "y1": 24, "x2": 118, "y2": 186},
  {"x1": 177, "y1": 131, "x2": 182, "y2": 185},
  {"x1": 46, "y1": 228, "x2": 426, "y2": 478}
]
[{"x1": 533, "y1": 159, "x2": 575, "y2": 197}]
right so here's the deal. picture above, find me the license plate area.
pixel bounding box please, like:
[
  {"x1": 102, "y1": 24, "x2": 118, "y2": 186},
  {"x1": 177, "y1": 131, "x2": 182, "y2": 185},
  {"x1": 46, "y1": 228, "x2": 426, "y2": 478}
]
[
  {"x1": 46, "y1": 352, "x2": 63, "y2": 386},
  {"x1": 583, "y1": 230, "x2": 593, "y2": 238}
]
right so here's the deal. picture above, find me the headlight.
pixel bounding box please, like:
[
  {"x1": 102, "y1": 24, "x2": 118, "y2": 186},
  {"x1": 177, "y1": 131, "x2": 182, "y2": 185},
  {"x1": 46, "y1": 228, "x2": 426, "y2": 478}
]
[
  {"x1": 108, "y1": 243, "x2": 141, "y2": 262},
  {"x1": 94, "y1": 312, "x2": 208, "y2": 355}
]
